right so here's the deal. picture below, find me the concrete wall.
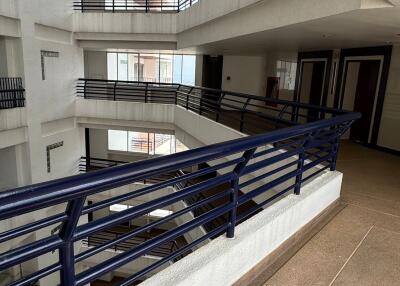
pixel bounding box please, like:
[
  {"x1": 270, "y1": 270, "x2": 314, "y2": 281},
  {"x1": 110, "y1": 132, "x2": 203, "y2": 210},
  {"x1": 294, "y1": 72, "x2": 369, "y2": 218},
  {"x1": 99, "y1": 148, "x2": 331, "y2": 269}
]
[
  {"x1": 73, "y1": 12, "x2": 177, "y2": 34},
  {"x1": 17, "y1": 1, "x2": 85, "y2": 184},
  {"x1": 141, "y1": 171, "x2": 343, "y2": 286}
]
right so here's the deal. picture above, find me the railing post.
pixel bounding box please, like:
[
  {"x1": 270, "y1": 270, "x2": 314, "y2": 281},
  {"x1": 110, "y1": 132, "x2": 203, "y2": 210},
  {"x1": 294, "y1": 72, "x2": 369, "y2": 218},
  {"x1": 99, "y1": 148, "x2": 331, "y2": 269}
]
[
  {"x1": 59, "y1": 197, "x2": 86, "y2": 286},
  {"x1": 216, "y1": 92, "x2": 225, "y2": 122},
  {"x1": 294, "y1": 133, "x2": 313, "y2": 195},
  {"x1": 227, "y1": 148, "x2": 256, "y2": 238},
  {"x1": 146, "y1": 0, "x2": 149, "y2": 12},
  {"x1": 330, "y1": 134, "x2": 340, "y2": 171},
  {"x1": 145, "y1": 83, "x2": 148, "y2": 103},
  {"x1": 175, "y1": 85, "x2": 179, "y2": 105},
  {"x1": 83, "y1": 79, "x2": 87, "y2": 99},
  {"x1": 240, "y1": 98, "x2": 251, "y2": 132},
  {"x1": 113, "y1": 81, "x2": 117, "y2": 101},
  {"x1": 112, "y1": 0, "x2": 115, "y2": 13}
]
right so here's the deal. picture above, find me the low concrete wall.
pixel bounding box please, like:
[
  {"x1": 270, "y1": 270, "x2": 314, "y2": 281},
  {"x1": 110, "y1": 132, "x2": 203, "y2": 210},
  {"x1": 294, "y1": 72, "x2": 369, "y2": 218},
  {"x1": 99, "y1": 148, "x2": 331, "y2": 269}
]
[{"x1": 140, "y1": 171, "x2": 343, "y2": 286}]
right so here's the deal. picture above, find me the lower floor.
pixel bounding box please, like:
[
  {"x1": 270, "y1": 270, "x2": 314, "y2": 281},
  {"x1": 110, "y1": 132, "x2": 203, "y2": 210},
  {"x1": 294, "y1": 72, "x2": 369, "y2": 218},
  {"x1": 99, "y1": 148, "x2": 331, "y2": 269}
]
[{"x1": 264, "y1": 141, "x2": 400, "y2": 285}]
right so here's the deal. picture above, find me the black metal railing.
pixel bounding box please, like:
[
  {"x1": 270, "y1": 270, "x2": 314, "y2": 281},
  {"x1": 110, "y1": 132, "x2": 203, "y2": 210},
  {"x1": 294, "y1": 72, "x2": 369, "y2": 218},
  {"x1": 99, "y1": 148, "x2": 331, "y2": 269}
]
[
  {"x1": 73, "y1": 0, "x2": 198, "y2": 12},
  {"x1": 76, "y1": 78, "x2": 349, "y2": 135},
  {"x1": 0, "y1": 78, "x2": 25, "y2": 110}
]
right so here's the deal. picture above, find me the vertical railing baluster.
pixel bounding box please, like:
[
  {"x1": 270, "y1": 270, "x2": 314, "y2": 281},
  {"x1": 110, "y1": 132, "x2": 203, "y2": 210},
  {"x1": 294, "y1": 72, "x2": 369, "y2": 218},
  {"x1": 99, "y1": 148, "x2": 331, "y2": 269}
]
[
  {"x1": 59, "y1": 197, "x2": 86, "y2": 286},
  {"x1": 330, "y1": 131, "x2": 340, "y2": 171},
  {"x1": 240, "y1": 98, "x2": 251, "y2": 132},
  {"x1": 113, "y1": 81, "x2": 117, "y2": 101},
  {"x1": 146, "y1": 0, "x2": 148, "y2": 12},
  {"x1": 113, "y1": 0, "x2": 115, "y2": 12},
  {"x1": 227, "y1": 148, "x2": 256, "y2": 238},
  {"x1": 216, "y1": 92, "x2": 225, "y2": 122},
  {"x1": 294, "y1": 133, "x2": 313, "y2": 195},
  {"x1": 145, "y1": 83, "x2": 148, "y2": 103},
  {"x1": 83, "y1": 79, "x2": 87, "y2": 99}
]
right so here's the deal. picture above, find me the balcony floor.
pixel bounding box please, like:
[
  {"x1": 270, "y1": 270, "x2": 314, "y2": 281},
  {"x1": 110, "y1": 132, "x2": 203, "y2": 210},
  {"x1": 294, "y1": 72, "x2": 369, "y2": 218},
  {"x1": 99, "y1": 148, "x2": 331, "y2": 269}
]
[{"x1": 263, "y1": 140, "x2": 400, "y2": 286}]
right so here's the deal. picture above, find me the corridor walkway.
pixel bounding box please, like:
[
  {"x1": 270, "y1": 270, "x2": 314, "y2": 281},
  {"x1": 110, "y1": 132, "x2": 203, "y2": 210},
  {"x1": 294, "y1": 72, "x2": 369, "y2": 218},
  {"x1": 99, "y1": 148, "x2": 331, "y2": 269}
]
[{"x1": 264, "y1": 141, "x2": 400, "y2": 286}]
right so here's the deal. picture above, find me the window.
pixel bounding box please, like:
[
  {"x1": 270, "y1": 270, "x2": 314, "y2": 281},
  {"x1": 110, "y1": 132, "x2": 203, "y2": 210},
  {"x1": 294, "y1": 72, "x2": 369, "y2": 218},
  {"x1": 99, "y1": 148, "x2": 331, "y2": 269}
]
[
  {"x1": 277, "y1": 60, "x2": 297, "y2": 90},
  {"x1": 107, "y1": 53, "x2": 118, "y2": 80},
  {"x1": 128, "y1": 131, "x2": 150, "y2": 154},
  {"x1": 108, "y1": 130, "x2": 185, "y2": 155},
  {"x1": 118, "y1": 53, "x2": 128, "y2": 81},
  {"x1": 107, "y1": 52, "x2": 196, "y2": 85}
]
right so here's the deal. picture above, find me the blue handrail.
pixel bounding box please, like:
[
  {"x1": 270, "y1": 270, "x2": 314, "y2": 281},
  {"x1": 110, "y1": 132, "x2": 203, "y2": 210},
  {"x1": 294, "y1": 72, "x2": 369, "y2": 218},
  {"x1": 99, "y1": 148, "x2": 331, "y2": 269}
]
[{"x1": 0, "y1": 80, "x2": 360, "y2": 286}]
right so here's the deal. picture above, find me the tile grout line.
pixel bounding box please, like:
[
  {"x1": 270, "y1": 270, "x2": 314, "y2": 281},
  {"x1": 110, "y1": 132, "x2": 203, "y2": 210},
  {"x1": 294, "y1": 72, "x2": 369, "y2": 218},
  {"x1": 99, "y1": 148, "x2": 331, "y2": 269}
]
[{"x1": 328, "y1": 225, "x2": 374, "y2": 286}]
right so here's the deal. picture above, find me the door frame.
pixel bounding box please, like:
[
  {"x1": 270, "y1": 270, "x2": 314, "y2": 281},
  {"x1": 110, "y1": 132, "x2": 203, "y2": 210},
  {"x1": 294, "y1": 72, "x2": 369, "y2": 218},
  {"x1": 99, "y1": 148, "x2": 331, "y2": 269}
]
[
  {"x1": 293, "y1": 50, "x2": 333, "y2": 106},
  {"x1": 334, "y1": 46, "x2": 392, "y2": 146}
]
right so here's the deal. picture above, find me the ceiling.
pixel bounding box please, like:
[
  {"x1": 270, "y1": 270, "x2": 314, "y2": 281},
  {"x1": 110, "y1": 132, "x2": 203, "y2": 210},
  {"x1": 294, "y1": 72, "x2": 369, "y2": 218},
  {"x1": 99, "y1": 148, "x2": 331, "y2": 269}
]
[{"x1": 190, "y1": 6, "x2": 400, "y2": 55}]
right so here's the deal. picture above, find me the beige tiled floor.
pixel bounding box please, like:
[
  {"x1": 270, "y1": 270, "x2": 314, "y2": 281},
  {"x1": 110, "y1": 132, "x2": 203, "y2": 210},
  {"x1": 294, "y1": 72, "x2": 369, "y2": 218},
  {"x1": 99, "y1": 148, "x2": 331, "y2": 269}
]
[{"x1": 264, "y1": 141, "x2": 400, "y2": 286}]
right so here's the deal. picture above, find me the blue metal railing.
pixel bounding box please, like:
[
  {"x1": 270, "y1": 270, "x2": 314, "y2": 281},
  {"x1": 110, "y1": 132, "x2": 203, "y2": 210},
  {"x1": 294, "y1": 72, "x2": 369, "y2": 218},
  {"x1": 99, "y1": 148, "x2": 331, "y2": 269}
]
[{"x1": 0, "y1": 80, "x2": 360, "y2": 285}]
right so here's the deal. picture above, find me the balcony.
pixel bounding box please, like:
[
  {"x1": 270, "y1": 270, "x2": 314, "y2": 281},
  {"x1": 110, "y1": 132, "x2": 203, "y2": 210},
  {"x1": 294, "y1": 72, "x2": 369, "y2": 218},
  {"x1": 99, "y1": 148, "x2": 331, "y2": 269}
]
[{"x1": 0, "y1": 79, "x2": 360, "y2": 285}]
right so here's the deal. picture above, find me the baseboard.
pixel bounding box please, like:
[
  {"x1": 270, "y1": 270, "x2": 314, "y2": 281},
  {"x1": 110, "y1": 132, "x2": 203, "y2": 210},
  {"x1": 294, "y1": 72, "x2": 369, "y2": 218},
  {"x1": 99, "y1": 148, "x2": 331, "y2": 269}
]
[{"x1": 233, "y1": 199, "x2": 345, "y2": 286}]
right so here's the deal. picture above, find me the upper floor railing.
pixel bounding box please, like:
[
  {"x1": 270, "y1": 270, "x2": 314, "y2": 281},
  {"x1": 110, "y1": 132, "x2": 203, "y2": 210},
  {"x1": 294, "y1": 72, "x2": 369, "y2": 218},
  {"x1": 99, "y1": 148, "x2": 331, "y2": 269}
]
[
  {"x1": 73, "y1": 0, "x2": 198, "y2": 13},
  {"x1": 77, "y1": 78, "x2": 349, "y2": 134},
  {"x1": 0, "y1": 77, "x2": 25, "y2": 110},
  {"x1": 0, "y1": 79, "x2": 360, "y2": 286}
]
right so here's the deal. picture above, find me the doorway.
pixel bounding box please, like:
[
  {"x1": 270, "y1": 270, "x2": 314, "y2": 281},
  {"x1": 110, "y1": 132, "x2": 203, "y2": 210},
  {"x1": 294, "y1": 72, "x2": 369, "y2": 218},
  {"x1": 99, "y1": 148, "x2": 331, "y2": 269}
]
[
  {"x1": 294, "y1": 51, "x2": 333, "y2": 122},
  {"x1": 341, "y1": 60, "x2": 381, "y2": 143},
  {"x1": 335, "y1": 46, "x2": 392, "y2": 147}
]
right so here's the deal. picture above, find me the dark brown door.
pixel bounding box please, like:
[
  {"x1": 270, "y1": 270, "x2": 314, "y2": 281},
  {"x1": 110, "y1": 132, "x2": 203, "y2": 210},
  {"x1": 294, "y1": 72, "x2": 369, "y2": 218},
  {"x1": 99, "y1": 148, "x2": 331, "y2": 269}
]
[
  {"x1": 350, "y1": 60, "x2": 380, "y2": 143},
  {"x1": 308, "y1": 61, "x2": 326, "y2": 120}
]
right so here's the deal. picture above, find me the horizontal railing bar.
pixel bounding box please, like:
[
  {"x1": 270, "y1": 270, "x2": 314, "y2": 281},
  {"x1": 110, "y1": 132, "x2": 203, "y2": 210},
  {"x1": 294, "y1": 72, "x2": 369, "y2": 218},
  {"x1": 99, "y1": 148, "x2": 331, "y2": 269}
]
[
  {"x1": 75, "y1": 203, "x2": 234, "y2": 286},
  {"x1": 0, "y1": 213, "x2": 68, "y2": 243},
  {"x1": 0, "y1": 236, "x2": 63, "y2": 269},
  {"x1": 241, "y1": 147, "x2": 302, "y2": 176},
  {"x1": 239, "y1": 159, "x2": 299, "y2": 189},
  {"x1": 238, "y1": 168, "x2": 300, "y2": 206},
  {"x1": 81, "y1": 157, "x2": 242, "y2": 215},
  {"x1": 74, "y1": 173, "x2": 234, "y2": 240},
  {"x1": 8, "y1": 263, "x2": 62, "y2": 286},
  {"x1": 76, "y1": 189, "x2": 230, "y2": 262},
  {"x1": 117, "y1": 224, "x2": 229, "y2": 286},
  {"x1": 237, "y1": 183, "x2": 297, "y2": 223},
  {"x1": 302, "y1": 165, "x2": 331, "y2": 183}
]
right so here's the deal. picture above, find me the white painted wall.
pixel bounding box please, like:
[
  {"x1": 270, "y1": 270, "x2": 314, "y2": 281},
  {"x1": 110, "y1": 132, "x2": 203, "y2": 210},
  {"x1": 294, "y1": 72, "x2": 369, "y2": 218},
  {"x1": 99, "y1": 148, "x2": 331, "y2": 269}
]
[
  {"x1": 222, "y1": 55, "x2": 267, "y2": 97},
  {"x1": 378, "y1": 45, "x2": 400, "y2": 151}
]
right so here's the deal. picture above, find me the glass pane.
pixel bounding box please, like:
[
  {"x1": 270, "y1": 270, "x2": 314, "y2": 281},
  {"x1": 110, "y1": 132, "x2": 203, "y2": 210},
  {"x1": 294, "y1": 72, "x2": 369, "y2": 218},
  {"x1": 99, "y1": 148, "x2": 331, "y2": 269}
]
[
  {"x1": 128, "y1": 131, "x2": 150, "y2": 153},
  {"x1": 128, "y1": 53, "x2": 139, "y2": 81},
  {"x1": 182, "y1": 55, "x2": 196, "y2": 85},
  {"x1": 159, "y1": 54, "x2": 173, "y2": 83},
  {"x1": 108, "y1": 130, "x2": 127, "y2": 152},
  {"x1": 118, "y1": 53, "x2": 128, "y2": 81},
  {"x1": 173, "y1": 55, "x2": 183, "y2": 83},
  {"x1": 154, "y1": 133, "x2": 173, "y2": 155},
  {"x1": 140, "y1": 54, "x2": 160, "y2": 82},
  {"x1": 107, "y1": 53, "x2": 118, "y2": 80}
]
